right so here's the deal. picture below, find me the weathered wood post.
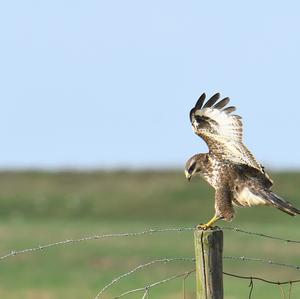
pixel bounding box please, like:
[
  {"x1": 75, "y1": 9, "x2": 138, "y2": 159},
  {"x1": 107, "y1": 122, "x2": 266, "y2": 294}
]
[{"x1": 194, "y1": 228, "x2": 223, "y2": 299}]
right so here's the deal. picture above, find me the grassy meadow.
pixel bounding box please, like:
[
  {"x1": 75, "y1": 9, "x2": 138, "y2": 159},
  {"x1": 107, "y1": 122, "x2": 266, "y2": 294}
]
[{"x1": 0, "y1": 170, "x2": 300, "y2": 298}]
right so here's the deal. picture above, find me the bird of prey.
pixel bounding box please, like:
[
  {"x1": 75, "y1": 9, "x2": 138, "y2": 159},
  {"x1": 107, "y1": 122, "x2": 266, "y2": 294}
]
[{"x1": 185, "y1": 92, "x2": 300, "y2": 229}]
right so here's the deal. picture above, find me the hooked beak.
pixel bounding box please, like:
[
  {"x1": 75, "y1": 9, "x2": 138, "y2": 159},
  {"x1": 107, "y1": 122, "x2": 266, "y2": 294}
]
[{"x1": 185, "y1": 170, "x2": 192, "y2": 182}]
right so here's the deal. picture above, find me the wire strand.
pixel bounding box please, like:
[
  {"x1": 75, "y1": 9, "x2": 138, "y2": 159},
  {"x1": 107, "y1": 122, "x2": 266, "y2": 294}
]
[
  {"x1": 224, "y1": 256, "x2": 300, "y2": 271},
  {"x1": 221, "y1": 226, "x2": 300, "y2": 244},
  {"x1": 223, "y1": 272, "x2": 300, "y2": 285},
  {"x1": 0, "y1": 227, "x2": 194, "y2": 262}
]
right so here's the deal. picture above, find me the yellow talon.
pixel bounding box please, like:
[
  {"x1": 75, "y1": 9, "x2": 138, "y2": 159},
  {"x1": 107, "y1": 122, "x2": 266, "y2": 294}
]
[{"x1": 197, "y1": 215, "x2": 221, "y2": 230}]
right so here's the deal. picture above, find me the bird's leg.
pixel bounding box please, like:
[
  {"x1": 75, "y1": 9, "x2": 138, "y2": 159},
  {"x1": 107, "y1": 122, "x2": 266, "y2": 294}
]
[{"x1": 197, "y1": 214, "x2": 221, "y2": 230}]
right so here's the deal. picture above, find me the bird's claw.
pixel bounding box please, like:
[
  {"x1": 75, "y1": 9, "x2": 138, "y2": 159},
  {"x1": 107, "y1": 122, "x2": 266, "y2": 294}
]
[
  {"x1": 196, "y1": 215, "x2": 221, "y2": 230},
  {"x1": 196, "y1": 223, "x2": 211, "y2": 230}
]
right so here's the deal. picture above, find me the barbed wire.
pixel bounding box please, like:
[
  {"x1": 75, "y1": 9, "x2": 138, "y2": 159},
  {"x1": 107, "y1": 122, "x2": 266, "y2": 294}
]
[
  {"x1": 110, "y1": 270, "x2": 300, "y2": 299},
  {"x1": 223, "y1": 271, "x2": 300, "y2": 286},
  {"x1": 106, "y1": 269, "x2": 300, "y2": 299},
  {"x1": 113, "y1": 269, "x2": 195, "y2": 299},
  {"x1": 0, "y1": 225, "x2": 299, "y2": 298},
  {"x1": 94, "y1": 255, "x2": 300, "y2": 299},
  {"x1": 223, "y1": 272, "x2": 300, "y2": 299},
  {"x1": 95, "y1": 257, "x2": 195, "y2": 299},
  {"x1": 224, "y1": 256, "x2": 300, "y2": 271},
  {"x1": 221, "y1": 226, "x2": 300, "y2": 244},
  {"x1": 1, "y1": 226, "x2": 300, "y2": 262},
  {"x1": 0, "y1": 227, "x2": 194, "y2": 262}
]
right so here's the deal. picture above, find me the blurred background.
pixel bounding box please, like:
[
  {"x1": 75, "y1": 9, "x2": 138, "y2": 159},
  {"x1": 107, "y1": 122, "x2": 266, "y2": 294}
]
[{"x1": 0, "y1": 1, "x2": 300, "y2": 298}]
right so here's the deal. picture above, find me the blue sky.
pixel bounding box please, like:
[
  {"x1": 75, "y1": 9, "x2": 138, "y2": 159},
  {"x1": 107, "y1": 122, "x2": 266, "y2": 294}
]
[{"x1": 0, "y1": 1, "x2": 300, "y2": 169}]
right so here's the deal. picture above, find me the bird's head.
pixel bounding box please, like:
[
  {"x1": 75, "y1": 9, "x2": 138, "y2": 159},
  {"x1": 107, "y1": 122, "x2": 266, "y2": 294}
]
[{"x1": 184, "y1": 154, "x2": 207, "y2": 181}]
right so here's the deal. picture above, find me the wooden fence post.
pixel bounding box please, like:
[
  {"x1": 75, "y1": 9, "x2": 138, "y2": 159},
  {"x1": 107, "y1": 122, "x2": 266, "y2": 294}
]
[{"x1": 194, "y1": 228, "x2": 224, "y2": 299}]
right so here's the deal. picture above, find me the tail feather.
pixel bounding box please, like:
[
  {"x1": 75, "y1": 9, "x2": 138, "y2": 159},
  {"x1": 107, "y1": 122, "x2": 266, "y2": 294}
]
[{"x1": 258, "y1": 190, "x2": 300, "y2": 216}]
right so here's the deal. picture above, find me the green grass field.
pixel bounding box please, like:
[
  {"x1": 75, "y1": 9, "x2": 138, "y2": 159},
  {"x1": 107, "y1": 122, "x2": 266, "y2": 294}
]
[{"x1": 0, "y1": 170, "x2": 300, "y2": 298}]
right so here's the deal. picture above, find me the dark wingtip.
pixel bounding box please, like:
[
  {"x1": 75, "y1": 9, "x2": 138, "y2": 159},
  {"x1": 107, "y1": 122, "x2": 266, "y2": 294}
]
[
  {"x1": 189, "y1": 108, "x2": 195, "y2": 122},
  {"x1": 195, "y1": 93, "x2": 206, "y2": 109},
  {"x1": 214, "y1": 97, "x2": 230, "y2": 109},
  {"x1": 203, "y1": 93, "x2": 220, "y2": 108}
]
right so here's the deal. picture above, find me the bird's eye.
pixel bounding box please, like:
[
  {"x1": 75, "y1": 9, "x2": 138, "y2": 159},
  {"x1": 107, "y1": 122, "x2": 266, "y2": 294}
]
[{"x1": 188, "y1": 163, "x2": 196, "y2": 174}]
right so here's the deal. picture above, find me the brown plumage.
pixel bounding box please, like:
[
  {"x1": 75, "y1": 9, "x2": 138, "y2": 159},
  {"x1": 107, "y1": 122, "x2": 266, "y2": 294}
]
[{"x1": 185, "y1": 93, "x2": 300, "y2": 229}]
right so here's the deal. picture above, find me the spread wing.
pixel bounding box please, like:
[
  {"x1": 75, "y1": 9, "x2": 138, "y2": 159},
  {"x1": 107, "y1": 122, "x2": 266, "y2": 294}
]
[{"x1": 189, "y1": 93, "x2": 264, "y2": 172}]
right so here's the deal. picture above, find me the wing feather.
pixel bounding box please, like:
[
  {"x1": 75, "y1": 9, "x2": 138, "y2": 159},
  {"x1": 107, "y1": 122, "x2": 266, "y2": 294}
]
[
  {"x1": 190, "y1": 93, "x2": 206, "y2": 122},
  {"x1": 195, "y1": 93, "x2": 206, "y2": 109},
  {"x1": 223, "y1": 106, "x2": 236, "y2": 114},
  {"x1": 203, "y1": 93, "x2": 220, "y2": 108},
  {"x1": 190, "y1": 92, "x2": 263, "y2": 172},
  {"x1": 252, "y1": 190, "x2": 300, "y2": 216},
  {"x1": 213, "y1": 97, "x2": 230, "y2": 109},
  {"x1": 233, "y1": 163, "x2": 273, "y2": 187}
]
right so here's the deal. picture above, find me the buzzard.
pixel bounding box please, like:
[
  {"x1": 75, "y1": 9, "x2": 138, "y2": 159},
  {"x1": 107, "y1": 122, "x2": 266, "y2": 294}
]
[{"x1": 185, "y1": 93, "x2": 300, "y2": 229}]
